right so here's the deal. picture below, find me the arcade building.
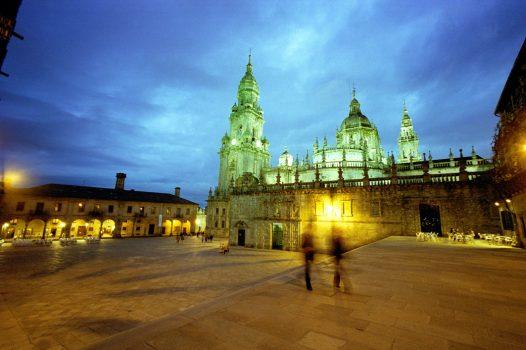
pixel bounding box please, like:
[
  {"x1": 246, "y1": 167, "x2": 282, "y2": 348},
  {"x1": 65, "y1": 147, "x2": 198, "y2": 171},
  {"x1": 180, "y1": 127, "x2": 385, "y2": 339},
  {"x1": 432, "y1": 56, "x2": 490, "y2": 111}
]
[{"x1": 0, "y1": 173, "x2": 198, "y2": 240}]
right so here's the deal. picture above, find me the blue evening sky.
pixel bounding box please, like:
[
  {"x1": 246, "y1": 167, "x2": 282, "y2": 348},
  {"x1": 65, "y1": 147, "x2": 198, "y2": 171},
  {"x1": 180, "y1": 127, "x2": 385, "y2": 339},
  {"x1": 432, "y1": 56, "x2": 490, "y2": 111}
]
[{"x1": 1, "y1": 0, "x2": 525, "y2": 206}]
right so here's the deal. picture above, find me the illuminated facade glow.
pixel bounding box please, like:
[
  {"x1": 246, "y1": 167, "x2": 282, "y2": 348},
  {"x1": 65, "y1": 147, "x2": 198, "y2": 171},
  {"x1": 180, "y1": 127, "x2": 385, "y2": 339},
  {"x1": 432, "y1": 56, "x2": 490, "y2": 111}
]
[{"x1": 206, "y1": 56, "x2": 502, "y2": 250}]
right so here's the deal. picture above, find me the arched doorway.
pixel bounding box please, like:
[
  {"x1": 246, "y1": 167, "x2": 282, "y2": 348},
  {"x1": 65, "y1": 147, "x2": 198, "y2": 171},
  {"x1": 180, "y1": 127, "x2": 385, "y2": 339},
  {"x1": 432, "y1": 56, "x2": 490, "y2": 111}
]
[
  {"x1": 27, "y1": 219, "x2": 45, "y2": 239},
  {"x1": 162, "y1": 220, "x2": 172, "y2": 236},
  {"x1": 8, "y1": 219, "x2": 26, "y2": 239},
  {"x1": 172, "y1": 220, "x2": 182, "y2": 235},
  {"x1": 181, "y1": 220, "x2": 191, "y2": 235},
  {"x1": 1, "y1": 222, "x2": 10, "y2": 239},
  {"x1": 46, "y1": 219, "x2": 65, "y2": 239},
  {"x1": 71, "y1": 219, "x2": 87, "y2": 238},
  {"x1": 233, "y1": 221, "x2": 248, "y2": 246},
  {"x1": 86, "y1": 219, "x2": 101, "y2": 237},
  {"x1": 101, "y1": 219, "x2": 116, "y2": 238}
]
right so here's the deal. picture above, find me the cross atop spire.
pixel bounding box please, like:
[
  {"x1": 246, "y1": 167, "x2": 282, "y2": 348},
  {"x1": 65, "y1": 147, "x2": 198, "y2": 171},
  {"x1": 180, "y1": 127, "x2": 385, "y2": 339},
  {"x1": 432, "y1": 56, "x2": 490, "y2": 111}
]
[
  {"x1": 246, "y1": 50, "x2": 253, "y2": 74},
  {"x1": 352, "y1": 82, "x2": 356, "y2": 99}
]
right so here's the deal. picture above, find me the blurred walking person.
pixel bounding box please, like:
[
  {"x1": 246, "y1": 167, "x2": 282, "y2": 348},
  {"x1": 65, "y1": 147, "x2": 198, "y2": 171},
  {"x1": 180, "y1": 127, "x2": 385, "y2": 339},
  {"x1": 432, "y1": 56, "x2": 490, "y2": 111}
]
[
  {"x1": 302, "y1": 232, "x2": 314, "y2": 291},
  {"x1": 331, "y1": 231, "x2": 351, "y2": 293}
]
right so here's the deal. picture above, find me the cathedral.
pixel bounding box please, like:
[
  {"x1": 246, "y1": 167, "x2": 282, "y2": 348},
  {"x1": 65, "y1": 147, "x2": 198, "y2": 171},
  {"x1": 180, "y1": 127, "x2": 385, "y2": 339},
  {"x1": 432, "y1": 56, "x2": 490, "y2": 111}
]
[{"x1": 206, "y1": 56, "x2": 503, "y2": 251}]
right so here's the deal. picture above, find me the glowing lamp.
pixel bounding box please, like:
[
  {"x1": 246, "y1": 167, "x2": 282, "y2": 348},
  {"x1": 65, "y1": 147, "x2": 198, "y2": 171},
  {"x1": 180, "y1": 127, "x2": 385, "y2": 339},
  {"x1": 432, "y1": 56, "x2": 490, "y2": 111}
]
[
  {"x1": 494, "y1": 202, "x2": 499, "y2": 206},
  {"x1": 505, "y1": 199, "x2": 511, "y2": 203},
  {"x1": 4, "y1": 169, "x2": 24, "y2": 186}
]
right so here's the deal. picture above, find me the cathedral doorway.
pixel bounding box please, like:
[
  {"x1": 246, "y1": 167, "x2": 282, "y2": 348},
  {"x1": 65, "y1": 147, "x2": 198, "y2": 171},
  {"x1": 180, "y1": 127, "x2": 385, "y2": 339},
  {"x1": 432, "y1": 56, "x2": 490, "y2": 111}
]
[
  {"x1": 237, "y1": 229, "x2": 245, "y2": 246},
  {"x1": 419, "y1": 204, "x2": 442, "y2": 235},
  {"x1": 272, "y1": 223, "x2": 283, "y2": 250}
]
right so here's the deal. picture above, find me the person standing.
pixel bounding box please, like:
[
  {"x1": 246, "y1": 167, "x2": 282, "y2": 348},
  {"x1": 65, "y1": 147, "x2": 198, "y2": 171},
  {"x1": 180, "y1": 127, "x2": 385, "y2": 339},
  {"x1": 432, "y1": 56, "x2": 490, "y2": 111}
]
[{"x1": 302, "y1": 232, "x2": 314, "y2": 291}]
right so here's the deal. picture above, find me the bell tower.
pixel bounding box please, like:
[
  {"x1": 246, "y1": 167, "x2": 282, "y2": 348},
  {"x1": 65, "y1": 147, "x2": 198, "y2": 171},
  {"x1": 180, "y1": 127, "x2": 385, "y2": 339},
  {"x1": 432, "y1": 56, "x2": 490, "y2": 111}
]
[
  {"x1": 397, "y1": 102, "x2": 421, "y2": 163},
  {"x1": 217, "y1": 55, "x2": 270, "y2": 194}
]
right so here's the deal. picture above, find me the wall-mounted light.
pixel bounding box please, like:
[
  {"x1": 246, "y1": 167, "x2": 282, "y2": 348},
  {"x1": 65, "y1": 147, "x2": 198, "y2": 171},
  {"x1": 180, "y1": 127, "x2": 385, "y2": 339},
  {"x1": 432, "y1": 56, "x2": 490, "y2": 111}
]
[
  {"x1": 505, "y1": 199, "x2": 511, "y2": 203},
  {"x1": 494, "y1": 202, "x2": 500, "y2": 206}
]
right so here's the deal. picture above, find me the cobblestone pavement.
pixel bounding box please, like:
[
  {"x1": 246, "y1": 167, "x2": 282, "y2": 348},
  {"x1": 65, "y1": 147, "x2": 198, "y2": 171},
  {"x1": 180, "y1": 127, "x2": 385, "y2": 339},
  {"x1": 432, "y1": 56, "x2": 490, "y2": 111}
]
[
  {"x1": 85, "y1": 237, "x2": 526, "y2": 350},
  {"x1": 0, "y1": 237, "x2": 304, "y2": 349}
]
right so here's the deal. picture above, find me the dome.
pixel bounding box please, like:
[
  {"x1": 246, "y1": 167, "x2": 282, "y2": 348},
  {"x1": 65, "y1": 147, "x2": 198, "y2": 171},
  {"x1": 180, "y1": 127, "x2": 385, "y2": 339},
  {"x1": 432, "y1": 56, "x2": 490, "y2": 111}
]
[{"x1": 340, "y1": 97, "x2": 373, "y2": 129}]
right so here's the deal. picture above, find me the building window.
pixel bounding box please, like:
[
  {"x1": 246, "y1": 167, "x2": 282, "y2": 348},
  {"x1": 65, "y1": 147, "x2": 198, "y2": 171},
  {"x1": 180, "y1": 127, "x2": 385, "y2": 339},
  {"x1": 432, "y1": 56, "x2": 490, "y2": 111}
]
[
  {"x1": 186, "y1": 208, "x2": 190, "y2": 215},
  {"x1": 150, "y1": 207, "x2": 156, "y2": 215},
  {"x1": 136, "y1": 226, "x2": 141, "y2": 231},
  {"x1": 16, "y1": 202, "x2": 25, "y2": 211},
  {"x1": 176, "y1": 208, "x2": 182, "y2": 216},
  {"x1": 127, "y1": 206, "x2": 133, "y2": 214},
  {"x1": 221, "y1": 220, "x2": 225, "y2": 228},
  {"x1": 215, "y1": 207, "x2": 219, "y2": 215},
  {"x1": 341, "y1": 200, "x2": 353, "y2": 217},
  {"x1": 501, "y1": 210, "x2": 514, "y2": 230},
  {"x1": 108, "y1": 205, "x2": 114, "y2": 213},
  {"x1": 78, "y1": 202, "x2": 85, "y2": 213},
  {"x1": 371, "y1": 200, "x2": 381, "y2": 217},
  {"x1": 139, "y1": 207, "x2": 145, "y2": 214},
  {"x1": 95, "y1": 204, "x2": 101, "y2": 210},
  {"x1": 54, "y1": 203, "x2": 62, "y2": 212},
  {"x1": 222, "y1": 208, "x2": 226, "y2": 216},
  {"x1": 166, "y1": 208, "x2": 171, "y2": 215},
  {"x1": 35, "y1": 202, "x2": 44, "y2": 213}
]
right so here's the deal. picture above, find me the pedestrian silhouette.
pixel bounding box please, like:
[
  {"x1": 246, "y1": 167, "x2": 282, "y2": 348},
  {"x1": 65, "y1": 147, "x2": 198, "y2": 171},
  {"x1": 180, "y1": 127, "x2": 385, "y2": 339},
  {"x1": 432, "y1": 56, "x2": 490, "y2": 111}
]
[
  {"x1": 302, "y1": 232, "x2": 314, "y2": 291},
  {"x1": 331, "y1": 230, "x2": 351, "y2": 293}
]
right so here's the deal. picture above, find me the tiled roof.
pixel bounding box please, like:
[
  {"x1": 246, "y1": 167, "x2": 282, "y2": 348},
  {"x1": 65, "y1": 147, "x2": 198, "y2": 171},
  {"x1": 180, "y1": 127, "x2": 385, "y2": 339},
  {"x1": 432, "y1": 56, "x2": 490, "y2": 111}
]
[{"x1": 9, "y1": 184, "x2": 197, "y2": 205}]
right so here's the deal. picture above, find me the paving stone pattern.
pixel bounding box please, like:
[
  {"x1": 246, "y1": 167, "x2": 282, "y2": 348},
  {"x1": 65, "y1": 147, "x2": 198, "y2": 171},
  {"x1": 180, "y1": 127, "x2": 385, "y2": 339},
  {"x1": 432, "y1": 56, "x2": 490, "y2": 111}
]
[
  {"x1": 0, "y1": 237, "x2": 303, "y2": 349},
  {"x1": 86, "y1": 237, "x2": 526, "y2": 350}
]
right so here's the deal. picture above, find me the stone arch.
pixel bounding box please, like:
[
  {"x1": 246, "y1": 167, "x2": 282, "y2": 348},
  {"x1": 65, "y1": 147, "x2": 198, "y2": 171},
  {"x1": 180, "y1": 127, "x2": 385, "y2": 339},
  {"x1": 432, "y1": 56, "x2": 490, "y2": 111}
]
[
  {"x1": 172, "y1": 219, "x2": 182, "y2": 235},
  {"x1": 71, "y1": 219, "x2": 87, "y2": 238},
  {"x1": 233, "y1": 220, "x2": 249, "y2": 229},
  {"x1": 162, "y1": 220, "x2": 172, "y2": 236},
  {"x1": 27, "y1": 219, "x2": 45, "y2": 238},
  {"x1": 9, "y1": 219, "x2": 26, "y2": 238},
  {"x1": 181, "y1": 220, "x2": 191, "y2": 234},
  {"x1": 1, "y1": 221, "x2": 11, "y2": 239},
  {"x1": 86, "y1": 219, "x2": 102, "y2": 237},
  {"x1": 46, "y1": 219, "x2": 66, "y2": 239},
  {"x1": 101, "y1": 219, "x2": 116, "y2": 238}
]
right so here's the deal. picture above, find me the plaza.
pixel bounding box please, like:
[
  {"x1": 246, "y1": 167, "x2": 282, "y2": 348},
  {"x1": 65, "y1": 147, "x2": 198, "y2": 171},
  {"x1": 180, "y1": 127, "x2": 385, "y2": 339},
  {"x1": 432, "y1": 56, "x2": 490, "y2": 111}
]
[
  {"x1": 1, "y1": 236, "x2": 525, "y2": 349},
  {"x1": 0, "y1": 237, "x2": 303, "y2": 349}
]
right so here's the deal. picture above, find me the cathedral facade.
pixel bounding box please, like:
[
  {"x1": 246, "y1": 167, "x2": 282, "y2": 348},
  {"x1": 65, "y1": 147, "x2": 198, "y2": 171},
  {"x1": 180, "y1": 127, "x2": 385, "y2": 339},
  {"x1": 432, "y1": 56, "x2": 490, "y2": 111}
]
[{"x1": 206, "y1": 57, "x2": 503, "y2": 251}]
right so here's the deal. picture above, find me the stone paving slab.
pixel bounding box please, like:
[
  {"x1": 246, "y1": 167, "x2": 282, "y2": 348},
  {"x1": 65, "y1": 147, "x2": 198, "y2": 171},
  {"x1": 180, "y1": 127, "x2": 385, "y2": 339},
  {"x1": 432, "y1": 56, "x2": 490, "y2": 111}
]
[
  {"x1": 83, "y1": 237, "x2": 526, "y2": 350},
  {"x1": 0, "y1": 237, "x2": 304, "y2": 349}
]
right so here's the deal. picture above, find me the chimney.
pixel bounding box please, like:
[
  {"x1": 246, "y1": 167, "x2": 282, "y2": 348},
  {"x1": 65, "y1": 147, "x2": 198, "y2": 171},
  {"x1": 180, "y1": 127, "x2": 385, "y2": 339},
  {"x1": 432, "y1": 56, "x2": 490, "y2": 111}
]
[
  {"x1": 115, "y1": 173, "x2": 126, "y2": 190},
  {"x1": 174, "y1": 187, "x2": 181, "y2": 197}
]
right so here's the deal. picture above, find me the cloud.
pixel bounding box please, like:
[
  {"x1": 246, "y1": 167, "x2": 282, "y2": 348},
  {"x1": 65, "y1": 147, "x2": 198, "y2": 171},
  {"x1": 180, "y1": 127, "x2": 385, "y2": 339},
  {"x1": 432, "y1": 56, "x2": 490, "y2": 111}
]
[{"x1": 2, "y1": 0, "x2": 525, "y2": 206}]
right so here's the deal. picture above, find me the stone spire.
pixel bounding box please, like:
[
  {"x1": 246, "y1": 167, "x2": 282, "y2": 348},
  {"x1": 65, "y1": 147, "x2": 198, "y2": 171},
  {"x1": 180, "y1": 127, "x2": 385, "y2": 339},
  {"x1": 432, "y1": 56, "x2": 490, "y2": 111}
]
[
  {"x1": 397, "y1": 101, "x2": 421, "y2": 163},
  {"x1": 237, "y1": 53, "x2": 259, "y2": 107}
]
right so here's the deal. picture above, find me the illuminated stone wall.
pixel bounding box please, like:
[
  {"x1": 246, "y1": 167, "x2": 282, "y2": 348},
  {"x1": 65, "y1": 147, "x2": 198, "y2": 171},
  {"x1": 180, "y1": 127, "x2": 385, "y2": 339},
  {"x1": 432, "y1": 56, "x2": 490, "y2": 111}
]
[{"x1": 227, "y1": 180, "x2": 501, "y2": 252}]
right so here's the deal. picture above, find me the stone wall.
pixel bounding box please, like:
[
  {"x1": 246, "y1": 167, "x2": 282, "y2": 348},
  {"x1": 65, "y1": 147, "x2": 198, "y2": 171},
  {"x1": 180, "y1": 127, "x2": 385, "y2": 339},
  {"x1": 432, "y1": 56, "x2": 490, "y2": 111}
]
[{"x1": 227, "y1": 179, "x2": 502, "y2": 252}]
